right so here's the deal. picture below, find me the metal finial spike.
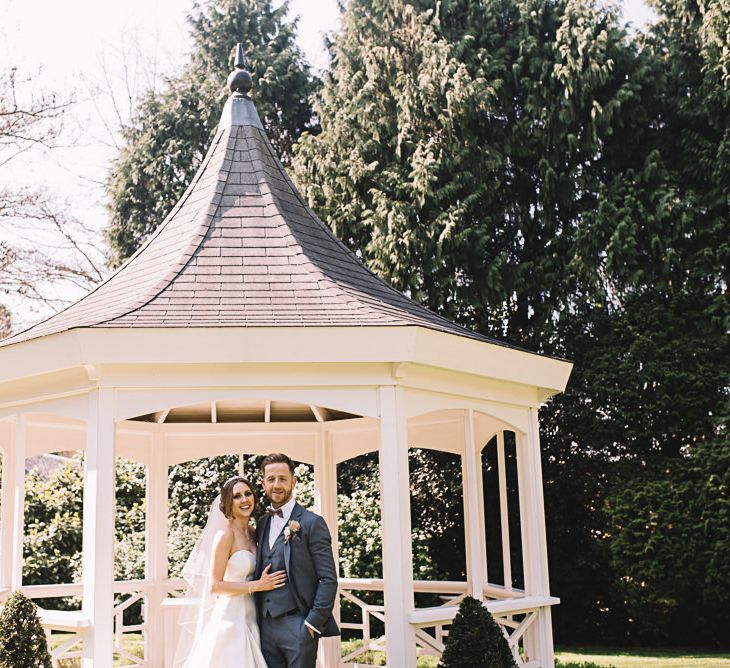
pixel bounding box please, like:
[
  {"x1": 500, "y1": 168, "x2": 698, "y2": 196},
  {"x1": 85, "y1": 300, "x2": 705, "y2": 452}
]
[
  {"x1": 228, "y1": 42, "x2": 253, "y2": 95},
  {"x1": 234, "y1": 43, "x2": 245, "y2": 70}
]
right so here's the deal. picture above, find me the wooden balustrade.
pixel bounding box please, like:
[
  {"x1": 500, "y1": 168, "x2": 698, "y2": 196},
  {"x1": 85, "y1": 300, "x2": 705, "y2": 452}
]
[{"x1": 5, "y1": 578, "x2": 557, "y2": 667}]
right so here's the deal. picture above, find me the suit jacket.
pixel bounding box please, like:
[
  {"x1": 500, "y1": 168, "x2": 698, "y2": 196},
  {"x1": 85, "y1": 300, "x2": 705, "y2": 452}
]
[{"x1": 255, "y1": 502, "x2": 340, "y2": 637}]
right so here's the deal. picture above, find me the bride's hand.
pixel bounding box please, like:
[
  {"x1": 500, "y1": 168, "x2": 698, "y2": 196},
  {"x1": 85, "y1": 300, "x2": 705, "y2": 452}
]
[{"x1": 254, "y1": 563, "x2": 288, "y2": 592}]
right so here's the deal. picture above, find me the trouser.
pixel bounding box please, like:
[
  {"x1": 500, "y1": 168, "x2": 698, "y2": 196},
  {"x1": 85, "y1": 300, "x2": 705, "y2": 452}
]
[{"x1": 260, "y1": 610, "x2": 319, "y2": 668}]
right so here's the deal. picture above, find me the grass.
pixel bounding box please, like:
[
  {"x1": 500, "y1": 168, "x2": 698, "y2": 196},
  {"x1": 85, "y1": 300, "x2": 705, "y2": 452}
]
[
  {"x1": 340, "y1": 638, "x2": 439, "y2": 666},
  {"x1": 49, "y1": 634, "x2": 730, "y2": 667},
  {"x1": 556, "y1": 646, "x2": 730, "y2": 668},
  {"x1": 50, "y1": 633, "x2": 145, "y2": 667}
]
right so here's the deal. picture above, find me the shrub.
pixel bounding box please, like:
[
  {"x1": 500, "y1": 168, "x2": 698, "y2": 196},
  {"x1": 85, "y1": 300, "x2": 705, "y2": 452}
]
[
  {"x1": 23, "y1": 460, "x2": 84, "y2": 589},
  {"x1": 0, "y1": 591, "x2": 52, "y2": 667},
  {"x1": 22, "y1": 456, "x2": 148, "y2": 598},
  {"x1": 439, "y1": 596, "x2": 517, "y2": 668}
]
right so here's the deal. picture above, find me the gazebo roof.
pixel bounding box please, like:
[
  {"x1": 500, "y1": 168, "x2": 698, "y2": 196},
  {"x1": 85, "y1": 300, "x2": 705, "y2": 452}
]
[{"x1": 1, "y1": 51, "x2": 510, "y2": 351}]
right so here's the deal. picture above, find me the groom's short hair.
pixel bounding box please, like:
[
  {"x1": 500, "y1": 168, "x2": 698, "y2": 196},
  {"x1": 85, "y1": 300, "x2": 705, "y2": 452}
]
[{"x1": 261, "y1": 452, "x2": 295, "y2": 475}]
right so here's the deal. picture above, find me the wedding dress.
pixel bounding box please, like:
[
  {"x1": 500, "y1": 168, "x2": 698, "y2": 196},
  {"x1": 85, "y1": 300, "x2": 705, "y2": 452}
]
[{"x1": 182, "y1": 549, "x2": 267, "y2": 668}]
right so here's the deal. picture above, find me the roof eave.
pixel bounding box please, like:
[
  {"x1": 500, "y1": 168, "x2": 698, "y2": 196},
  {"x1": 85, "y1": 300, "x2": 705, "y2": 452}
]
[{"x1": 0, "y1": 325, "x2": 572, "y2": 397}]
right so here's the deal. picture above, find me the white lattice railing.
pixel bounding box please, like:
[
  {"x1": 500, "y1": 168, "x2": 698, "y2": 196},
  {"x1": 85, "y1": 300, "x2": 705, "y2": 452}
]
[
  {"x1": 7, "y1": 581, "x2": 150, "y2": 667},
  {"x1": 3, "y1": 578, "x2": 558, "y2": 667},
  {"x1": 338, "y1": 578, "x2": 559, "y2": 668}
]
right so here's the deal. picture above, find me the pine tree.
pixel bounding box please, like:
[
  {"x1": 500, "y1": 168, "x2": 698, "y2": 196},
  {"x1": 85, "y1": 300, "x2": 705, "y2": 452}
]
[
  {"x1": 105, "y1": 0, "x2": 318, "y2": 266},
  {"x1": 439, "y1": 596, "x2": 517, "y2": 668},
  {"x1": 291, "y1": 0, "x2": 730, "y2": 644},
  {"x1": 292, "y1": 0, "x2": 646, "y2": 342},
  {"x1": 0, "y1": 592, "x2": 52, "y2": 668}
]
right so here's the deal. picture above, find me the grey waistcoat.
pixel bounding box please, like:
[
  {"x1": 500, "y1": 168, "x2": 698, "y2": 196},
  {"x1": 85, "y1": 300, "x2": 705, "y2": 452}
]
[{"x1": 260, "y1": 528, "x2": 297, "y2": 618}]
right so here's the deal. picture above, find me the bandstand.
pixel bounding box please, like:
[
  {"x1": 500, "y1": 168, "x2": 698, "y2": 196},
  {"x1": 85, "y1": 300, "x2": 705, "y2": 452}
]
[{"x1": 0, "y1": 46, "x2": 572, "y2": 667}]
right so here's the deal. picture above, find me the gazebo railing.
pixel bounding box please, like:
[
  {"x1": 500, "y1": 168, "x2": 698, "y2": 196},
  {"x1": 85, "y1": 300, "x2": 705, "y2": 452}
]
[
  {"x1": 14, "y1": 581, "x2": 149, "y2": 667},
  {"x1": 338, "y1": 578, "x2": 557, "y2": 668},
  {"x1": 8, "y1": 577, "x2": 556, "y2": 667}
]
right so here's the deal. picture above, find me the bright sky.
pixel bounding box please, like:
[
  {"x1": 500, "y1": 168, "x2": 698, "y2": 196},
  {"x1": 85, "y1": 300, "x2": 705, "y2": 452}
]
[{"x1": 1, "y1": 0, "x2": 654, "y2": 328}]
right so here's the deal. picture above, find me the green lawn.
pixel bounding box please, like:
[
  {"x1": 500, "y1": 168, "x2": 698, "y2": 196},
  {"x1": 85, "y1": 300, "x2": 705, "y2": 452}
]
[
  {"x1": 50, "y1": 635, "x2": 730, "y2": 667},
  {"x1": 557, "y1": 647, "x2": 730, "y2": 668},
  {"x1": 340, "y1": 638, "x2": 439, "y2": 666},
  {"x1": 339, "y1": 639, "x2": 730, "y2": 667},
  {"x1": 51, "y1": 633, "x2": 145, "y2": 667}
]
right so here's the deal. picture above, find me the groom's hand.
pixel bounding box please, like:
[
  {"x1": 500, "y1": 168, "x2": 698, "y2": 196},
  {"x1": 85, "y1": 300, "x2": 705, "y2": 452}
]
[{"x1": 307, "y1": 626, "x2": 315, "y2": 638}]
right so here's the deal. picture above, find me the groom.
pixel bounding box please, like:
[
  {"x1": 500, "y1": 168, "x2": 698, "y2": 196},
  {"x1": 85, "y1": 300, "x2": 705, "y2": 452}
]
[{"x1": 255, "y1": 452, "x2": 340, "y2": 668}]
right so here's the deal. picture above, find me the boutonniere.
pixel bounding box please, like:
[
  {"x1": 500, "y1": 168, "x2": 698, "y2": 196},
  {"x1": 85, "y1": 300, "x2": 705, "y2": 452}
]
[{"x1": 284, "y1": 520, "x2": 301, "y2": 544}]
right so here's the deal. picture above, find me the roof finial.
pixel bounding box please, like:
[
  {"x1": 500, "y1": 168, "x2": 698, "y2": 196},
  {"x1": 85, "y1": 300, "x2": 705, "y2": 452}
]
[{"x1": 227, "y1": 42, "x2": 253, "y2": 96}]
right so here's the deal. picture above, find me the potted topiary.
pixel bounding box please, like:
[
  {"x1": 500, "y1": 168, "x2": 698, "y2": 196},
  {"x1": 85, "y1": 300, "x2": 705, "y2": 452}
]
[
  {"x1": 439, "y1": 595, "x2": 518, "y2": 668},
  {"x1": 0, "y1": 592, "x2": 52, "y2": 668}
]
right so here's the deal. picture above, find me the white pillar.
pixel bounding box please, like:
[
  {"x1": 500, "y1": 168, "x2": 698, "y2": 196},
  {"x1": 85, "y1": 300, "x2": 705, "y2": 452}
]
[
  {"x1": 1, "y1": 416, "x2": 25, "y2": 592},
  {"x1": 82, "y1": 389, "x2": 116, "y2": 666},
  {"x1": 0, "y1": 440, "x2": 12, "y2": 591},
  {"x1": 314, "y1": 427, "x2": 340, "y2": 668},
  {"x1": 378, "y1": 386, "x2": 416, "y2": 668},
  {"x1": 497, "y1": 431, "x2": 512, "y2": 588},
  {"x1": 145, "y1": 426, "x2": 168, "y2": 667},
  {"x1": 10, "y1": 415, "x2": 26, "y2": 591},
  {"x1": 516, "y1": 408, "x2": 554, "y2": 667},
  {"x1": 461, "y1": 409, "x2": 488, "y2": 599}
]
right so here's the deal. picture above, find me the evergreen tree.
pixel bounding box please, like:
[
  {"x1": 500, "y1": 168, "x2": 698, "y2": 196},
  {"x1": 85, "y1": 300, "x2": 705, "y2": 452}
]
[
  {"x1": 439, "y1": 596, "x2": 517, "y2": 668},
  {"x1": 292, "y1": 0, "x2": 647, "y2": 341},
  {"x1": 0, "y1": 592, "x2": 52, "y2": 668},
  {"x1": 605, "y1": 413, "x2": 730, "y2": 645},
  {"x1": 291, "y1": 0, "x2": 729, "y2": 645},
  {"x1": 105, "y1": 0, "x2": 318, "y2": 266}
]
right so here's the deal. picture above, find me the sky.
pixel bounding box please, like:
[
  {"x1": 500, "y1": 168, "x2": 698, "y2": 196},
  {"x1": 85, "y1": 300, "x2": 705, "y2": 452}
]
[{"x1": 1, "y1": 0, "x2": 655, "y2": 328}]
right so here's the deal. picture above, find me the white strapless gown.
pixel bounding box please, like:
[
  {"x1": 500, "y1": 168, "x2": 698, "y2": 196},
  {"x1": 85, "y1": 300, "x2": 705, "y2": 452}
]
[{"x1": 182, "y1": 550, "x2": 267, "y2": 668}]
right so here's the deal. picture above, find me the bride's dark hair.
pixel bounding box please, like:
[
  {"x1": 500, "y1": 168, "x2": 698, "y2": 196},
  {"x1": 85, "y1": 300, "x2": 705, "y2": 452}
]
[{"x1": 219, "y1": 476, "x2": 259, "y2": 519}]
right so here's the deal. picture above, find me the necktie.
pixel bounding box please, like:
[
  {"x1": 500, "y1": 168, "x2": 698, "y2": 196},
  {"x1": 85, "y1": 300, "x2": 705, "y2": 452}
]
[{"x1": 266, "y1": 506, "x2": 284, "y2": 517}]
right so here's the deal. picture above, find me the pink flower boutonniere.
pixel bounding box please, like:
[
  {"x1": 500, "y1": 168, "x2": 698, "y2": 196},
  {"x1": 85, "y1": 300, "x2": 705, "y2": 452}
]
[{"x1": 284, "y1": 520, "x2": 301, "y2": 544}]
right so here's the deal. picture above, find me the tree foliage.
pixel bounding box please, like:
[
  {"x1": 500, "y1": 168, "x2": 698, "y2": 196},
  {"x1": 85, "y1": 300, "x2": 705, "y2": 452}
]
[
  {"x1": 0, "y1": 591, "x2": 52, "y2": 668},
  {"x1": 21, "y1": 456, "x2": 147, "y2": 592},
  {"x1": 105, "y1": 0, "x2": 318, "y2": 266},
  {"x1": 291, "y1": 0, "x2": 729, "y2": 645},
  {"x1": 293, "y1": 0, "x2": 651, "y2": 337},
  {"x1": 605, "y1": 420, "x2": 730, "y2": 645},
  {"x1": 23, "y1": 460, "x2": 84, "y2": 588}
]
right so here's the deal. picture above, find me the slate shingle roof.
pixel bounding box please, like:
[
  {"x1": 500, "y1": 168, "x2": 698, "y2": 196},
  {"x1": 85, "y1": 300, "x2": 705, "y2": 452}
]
[{"x1": 1, "y1": 93, "x2": 503, "y2": 348}]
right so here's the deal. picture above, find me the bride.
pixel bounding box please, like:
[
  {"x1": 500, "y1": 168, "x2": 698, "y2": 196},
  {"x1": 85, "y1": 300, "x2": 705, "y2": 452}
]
[{"x1": 174, "y1": 476, "x2": 288, "y2": 667}]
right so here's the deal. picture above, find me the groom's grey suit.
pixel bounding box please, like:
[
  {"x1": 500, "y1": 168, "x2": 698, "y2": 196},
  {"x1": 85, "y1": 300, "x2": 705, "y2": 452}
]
[{"x1": 255, "y1": 502, "x2": 339, "y2": 668}]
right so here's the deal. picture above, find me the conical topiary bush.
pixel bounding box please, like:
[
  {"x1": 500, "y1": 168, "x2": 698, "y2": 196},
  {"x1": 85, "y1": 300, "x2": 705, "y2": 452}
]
[
  {"x1": 0, "y1": 592, "x2": 52, "y2": 668},
  {"x1": 439, "y1": 595, "x2": 518, "y2": 668}
]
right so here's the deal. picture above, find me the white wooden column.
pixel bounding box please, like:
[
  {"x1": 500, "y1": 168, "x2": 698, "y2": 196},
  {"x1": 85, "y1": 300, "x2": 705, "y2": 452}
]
[
  {"x1": 82, "y1": 389, "x2": 116, "y2": 666},
  {"x1": 145, "y1": 425, "x2": 168, "y2": 667},
  {"x1": 497, "y1": 431, "x2": 512, "y2": 588},
  {"x1": 314, "y1": 427, "x2": 340, "y2": 668},
  {"x1": 516, "y1": 408, "x2": 554, "y2": 667},
  {"x1": 1, "y1": 416, "x2": 25, "y2": 591},
  {"x1": 461, "y1": 409, "x2": 488, "y2": 599},
  {"x1": 0, "y1": 439, "x2": 11, "y2": 591},
  {"x1": 11, "y1": 416, "x2": 26, "y2": 590},
  {"x1": 378, "y1": 386, "x2": 417, "y2": 668}
]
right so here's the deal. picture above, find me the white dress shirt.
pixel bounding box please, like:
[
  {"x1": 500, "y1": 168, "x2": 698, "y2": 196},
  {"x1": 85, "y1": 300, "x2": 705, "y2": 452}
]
[{"x1": 268, "y1": 496, "x2": 296, "y2": 550}]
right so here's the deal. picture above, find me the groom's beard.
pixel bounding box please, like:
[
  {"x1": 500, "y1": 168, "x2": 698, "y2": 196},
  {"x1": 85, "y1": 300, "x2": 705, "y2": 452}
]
[{"x1": 267, "y1": 492, "x2": 293, "y2": 509}]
